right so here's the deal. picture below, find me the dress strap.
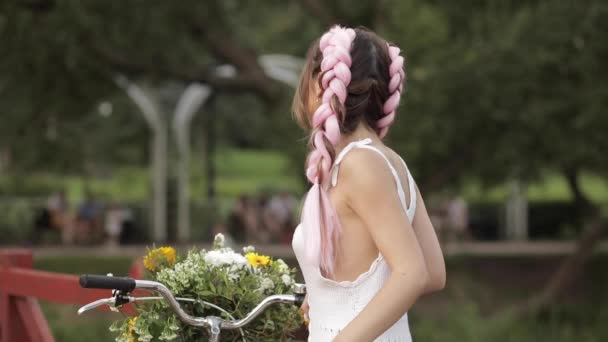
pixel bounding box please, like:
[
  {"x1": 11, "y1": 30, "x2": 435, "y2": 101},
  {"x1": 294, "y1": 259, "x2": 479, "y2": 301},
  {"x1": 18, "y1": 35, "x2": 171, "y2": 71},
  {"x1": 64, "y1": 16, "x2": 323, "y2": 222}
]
[
  {"x1": 333, "y1": 138, "x2": 373, "y2": 166},
  {"x1": 330, "y1": 138, "x2": 373, "y2": 187},
  {"x1": 330, "y1": 139, "x2": 413, "y2": 217},
  {"x1": 399, "y1": 157, "x2": 417, "y2": 220}
]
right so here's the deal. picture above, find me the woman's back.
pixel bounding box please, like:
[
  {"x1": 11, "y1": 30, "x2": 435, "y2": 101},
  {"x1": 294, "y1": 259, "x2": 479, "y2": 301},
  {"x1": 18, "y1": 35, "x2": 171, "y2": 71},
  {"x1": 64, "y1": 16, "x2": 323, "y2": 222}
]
[
  {"x1": 327, "y1": 138, "x2": 416, "y2": 283},
  {"x1": 292, "y1": 138, "x2": 417, "y2": 341}
]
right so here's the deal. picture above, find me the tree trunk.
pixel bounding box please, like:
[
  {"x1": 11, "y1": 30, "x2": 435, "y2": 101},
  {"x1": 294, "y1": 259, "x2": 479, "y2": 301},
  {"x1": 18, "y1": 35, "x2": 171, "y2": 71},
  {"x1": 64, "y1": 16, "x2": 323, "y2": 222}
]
[
  {"x1": 503, "y1": 169, "x2": 605, "y2": 317},
  {"x1": 564, "y1": 167, "x2": 594, "y2": 219},
  {"x1": 528, "y1": 216, "x2": 603, "y2": 309}
]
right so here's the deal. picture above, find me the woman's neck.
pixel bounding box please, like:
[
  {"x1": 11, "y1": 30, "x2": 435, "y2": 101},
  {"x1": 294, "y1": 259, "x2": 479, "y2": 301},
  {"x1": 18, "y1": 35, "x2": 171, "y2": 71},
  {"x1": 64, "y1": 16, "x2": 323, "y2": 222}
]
[{"x1": 334, "y1": 124, "x2": 381, "y2": 154}]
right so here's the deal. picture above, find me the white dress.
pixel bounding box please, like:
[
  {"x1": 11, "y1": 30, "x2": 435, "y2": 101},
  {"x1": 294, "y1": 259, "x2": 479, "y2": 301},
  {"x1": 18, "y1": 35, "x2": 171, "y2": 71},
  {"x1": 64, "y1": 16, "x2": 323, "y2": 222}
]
[{"x1": 292, "y1": 138, "x2": 417, "y2": 342}]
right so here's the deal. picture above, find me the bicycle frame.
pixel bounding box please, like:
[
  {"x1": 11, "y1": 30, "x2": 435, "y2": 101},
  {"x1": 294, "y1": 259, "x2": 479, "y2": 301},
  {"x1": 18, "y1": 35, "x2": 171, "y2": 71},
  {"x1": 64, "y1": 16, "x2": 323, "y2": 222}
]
[{"x1": 78, "y1": 275, "x2": 306, "y2": 342}]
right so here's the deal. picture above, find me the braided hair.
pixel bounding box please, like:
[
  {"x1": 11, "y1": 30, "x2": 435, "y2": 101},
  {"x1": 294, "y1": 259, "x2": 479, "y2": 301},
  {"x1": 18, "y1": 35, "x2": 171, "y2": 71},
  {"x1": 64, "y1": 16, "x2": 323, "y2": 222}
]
[{"x1": 293, "y1": 26, "x2": 406, "y2": 276}]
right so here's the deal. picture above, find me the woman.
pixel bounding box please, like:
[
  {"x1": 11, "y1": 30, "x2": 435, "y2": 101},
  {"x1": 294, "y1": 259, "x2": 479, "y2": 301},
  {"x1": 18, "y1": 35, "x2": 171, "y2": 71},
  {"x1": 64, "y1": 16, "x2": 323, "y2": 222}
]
[{"x1": 291, "y1": 26, "x2": 446, "y2": 341}]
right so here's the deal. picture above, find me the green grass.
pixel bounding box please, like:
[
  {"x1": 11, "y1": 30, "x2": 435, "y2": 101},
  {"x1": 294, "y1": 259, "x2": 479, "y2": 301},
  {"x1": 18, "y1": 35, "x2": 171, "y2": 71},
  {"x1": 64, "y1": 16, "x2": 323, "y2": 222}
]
[
  {"x1": 3, "y1": 147, "x2": 607, "y2": 206},
  {"x1": 34, "y1": 255, "x2": 133, "y2": 276},
  {"x1": 40, "y1": 302, "x2": 117, "y2": 342},
  {"x1": 462, "y1": 172, "x2": 608, "y2": 204},
  {"x1": 197, "y1": 147, "x2": 304, "y2": 198},
  {"x1": 1, "y1": 147, "x2": 304, "y2": 203}
]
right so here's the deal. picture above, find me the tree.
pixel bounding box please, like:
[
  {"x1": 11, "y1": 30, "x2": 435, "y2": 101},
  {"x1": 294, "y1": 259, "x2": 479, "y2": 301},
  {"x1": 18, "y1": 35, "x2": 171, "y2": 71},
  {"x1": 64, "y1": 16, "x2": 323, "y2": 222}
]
[{"x1": 420, "y1": 0, "x2": 608, "y2": 315}]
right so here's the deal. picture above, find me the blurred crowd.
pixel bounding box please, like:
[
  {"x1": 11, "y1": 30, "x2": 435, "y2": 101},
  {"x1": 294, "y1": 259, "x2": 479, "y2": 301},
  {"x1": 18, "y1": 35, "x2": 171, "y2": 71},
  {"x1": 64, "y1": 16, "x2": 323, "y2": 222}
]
[
  {"x1": 33, "y1": 190, "x2": 137, "y2": 246},
  {"x1": 216, "y1": 191, "x2": 298, "y2": 246},
  {"x1": 30, "y1": 189, "x2": 467, "y2": 247},
  {"x1": 429, "y1": 194, "x2": 470, "y2": 243},
  {"x1": 215, "y1": 191, "x2": 469, "y2": 246}
]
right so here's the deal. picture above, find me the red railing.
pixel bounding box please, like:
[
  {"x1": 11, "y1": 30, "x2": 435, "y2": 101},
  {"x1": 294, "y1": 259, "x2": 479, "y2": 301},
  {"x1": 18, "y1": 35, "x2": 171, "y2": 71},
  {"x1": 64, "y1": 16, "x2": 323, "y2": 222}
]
[{"x1": 0, "y1": 249, "x2": 141, "y2": 342}]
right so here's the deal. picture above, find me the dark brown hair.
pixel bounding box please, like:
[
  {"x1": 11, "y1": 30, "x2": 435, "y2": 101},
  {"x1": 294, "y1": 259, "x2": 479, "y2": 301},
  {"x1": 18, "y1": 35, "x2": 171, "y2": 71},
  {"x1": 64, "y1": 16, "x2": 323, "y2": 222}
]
[{"x1": 292, "y1": 27, "x2": 402, "y2": 138}]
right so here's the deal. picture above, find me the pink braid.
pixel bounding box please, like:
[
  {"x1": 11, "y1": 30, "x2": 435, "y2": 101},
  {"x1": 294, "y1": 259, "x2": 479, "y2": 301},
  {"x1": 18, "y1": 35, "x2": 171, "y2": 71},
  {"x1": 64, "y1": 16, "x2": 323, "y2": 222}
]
[
  {"x1": 377, "y1": 44, "x2": 406, "y2": 139},
  {"x1": 302, "y1": 25, "x2": 355, "y2": 276}
]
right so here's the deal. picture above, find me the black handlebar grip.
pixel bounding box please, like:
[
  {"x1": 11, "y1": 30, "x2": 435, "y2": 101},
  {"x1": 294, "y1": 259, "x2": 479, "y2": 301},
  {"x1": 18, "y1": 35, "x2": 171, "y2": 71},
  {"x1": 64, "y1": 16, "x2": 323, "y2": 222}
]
[
  {"x1": 294, "y1": 293, "x2": 306, "y2": 307},
  {"x1": 79, "y1": 275, "x2": 136, "y2": 292}
]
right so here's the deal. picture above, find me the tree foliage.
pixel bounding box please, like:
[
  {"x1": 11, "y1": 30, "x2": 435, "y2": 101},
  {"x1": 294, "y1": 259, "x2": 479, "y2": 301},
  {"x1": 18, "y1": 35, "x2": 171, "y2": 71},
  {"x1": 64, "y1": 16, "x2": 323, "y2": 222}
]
[{"x1": 1, "y1": 0, "x2": 606, "y2": 193}]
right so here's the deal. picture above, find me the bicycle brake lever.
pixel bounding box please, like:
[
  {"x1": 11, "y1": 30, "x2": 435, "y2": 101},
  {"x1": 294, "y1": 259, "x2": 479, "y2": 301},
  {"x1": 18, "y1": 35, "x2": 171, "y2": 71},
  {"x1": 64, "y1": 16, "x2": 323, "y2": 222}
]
[
  {"x1": 77, "y1": 297, "x2": 116, "y2": 315},
  {"x1": 77, "y1": 292, "x2": 136, "y2": 315},
  {"x1": 114, "y1": 290, "x2": 131, "y2": 307}
]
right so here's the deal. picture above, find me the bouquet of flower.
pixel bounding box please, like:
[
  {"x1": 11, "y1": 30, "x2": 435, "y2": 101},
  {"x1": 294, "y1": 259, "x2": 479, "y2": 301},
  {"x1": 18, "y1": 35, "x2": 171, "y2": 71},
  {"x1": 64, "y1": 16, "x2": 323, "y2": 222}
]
[{"x1": 110, "y1": 234, "x2": 302, "y2": 342}]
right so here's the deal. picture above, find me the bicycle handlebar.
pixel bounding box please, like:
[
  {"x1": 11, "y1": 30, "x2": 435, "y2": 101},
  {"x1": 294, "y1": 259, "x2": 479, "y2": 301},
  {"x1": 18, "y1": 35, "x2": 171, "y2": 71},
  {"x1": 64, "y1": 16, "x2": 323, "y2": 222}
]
[
  {"x1": 80, "y1": 275, "x2": 136, "y2": 292},
  {"x1": 79, "y1": 274, "x2": 306, "y2": 331}
]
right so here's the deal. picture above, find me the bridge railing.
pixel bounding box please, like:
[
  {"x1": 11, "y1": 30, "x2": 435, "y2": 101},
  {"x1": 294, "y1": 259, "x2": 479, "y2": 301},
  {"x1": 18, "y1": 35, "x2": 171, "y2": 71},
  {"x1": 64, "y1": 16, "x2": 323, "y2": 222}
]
[{"x1": 0, "y1": 249, "x2": 140, "y2": 342}]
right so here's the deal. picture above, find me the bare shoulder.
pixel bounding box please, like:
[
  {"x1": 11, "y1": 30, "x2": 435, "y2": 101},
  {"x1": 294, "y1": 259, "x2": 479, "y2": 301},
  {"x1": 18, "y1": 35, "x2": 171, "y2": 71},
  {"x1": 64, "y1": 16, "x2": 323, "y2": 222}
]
[{"x1": 337, "y1": 147, "x2": 396, "y2": 197}]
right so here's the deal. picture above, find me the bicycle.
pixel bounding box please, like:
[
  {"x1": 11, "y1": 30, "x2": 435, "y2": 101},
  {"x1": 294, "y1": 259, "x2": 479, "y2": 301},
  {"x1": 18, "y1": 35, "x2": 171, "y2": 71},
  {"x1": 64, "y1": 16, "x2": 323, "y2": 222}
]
[{"x1": 78, "y1": 274, "x2": 306, "y2": 342}]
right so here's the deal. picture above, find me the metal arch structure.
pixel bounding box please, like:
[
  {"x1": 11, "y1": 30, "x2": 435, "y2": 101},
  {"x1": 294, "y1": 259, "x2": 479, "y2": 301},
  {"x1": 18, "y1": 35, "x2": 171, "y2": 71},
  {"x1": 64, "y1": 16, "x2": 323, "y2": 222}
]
[
  {"x1": 258, "y1": 54, "x2": 304, "y2": 88},
  {"x1": 114, "y1": 54, "x2": 303, "y2": 243},
  {"x1": 114, "y1": 75, "x2": 169, "y2": 243},
  {"x1": 173, "y1": 84, "x2": 212, "y2": 242}
]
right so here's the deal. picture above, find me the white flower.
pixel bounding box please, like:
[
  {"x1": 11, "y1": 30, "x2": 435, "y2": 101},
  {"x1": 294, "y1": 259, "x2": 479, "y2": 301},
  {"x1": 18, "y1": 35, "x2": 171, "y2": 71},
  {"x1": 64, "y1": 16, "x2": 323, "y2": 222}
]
[
  {"x1": 281, "y1": 274, "x2": 292, "y2": 286},
  {"x1": 227, "y1": 273, "x2": 240, "y2": 282},
  {"x1": 203, "y1": 250, "x2": 247, "y2": 268},
  {"x1": 159, "y1": 329, "x2": 178, "y2": 341},
  {"x1": 260, "y1": 277, "x2": 274, "y2": 290},
  {"x1": 242, "y1": 245, "x2": 255, "y2": 254},
  {"x1": 275, "y1": 259, "x2": 289, "y2": 273},
  {"x1": 213, "y1": 233, "x2": 225, "y2": 248}
]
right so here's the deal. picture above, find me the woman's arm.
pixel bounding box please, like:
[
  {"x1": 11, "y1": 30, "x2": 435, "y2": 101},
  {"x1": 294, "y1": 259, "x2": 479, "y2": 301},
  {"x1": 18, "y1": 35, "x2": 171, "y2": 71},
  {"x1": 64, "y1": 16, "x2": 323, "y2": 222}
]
[
  {"x1": 299, "y1": 294, "x2": 310, "y2": 326},
  {"x1": 333, "y1": 150, "x2": 430, "y2": 342},
  {"x1": 411, "y1": 186, "x2": 446, "y2": 293}
]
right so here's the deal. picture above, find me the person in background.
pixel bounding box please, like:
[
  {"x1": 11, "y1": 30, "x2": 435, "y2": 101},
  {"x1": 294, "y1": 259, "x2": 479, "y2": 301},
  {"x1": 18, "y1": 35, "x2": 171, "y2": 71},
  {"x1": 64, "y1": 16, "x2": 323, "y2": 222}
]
[
  {"x1": 75, "y1": 191, "x2": 103, "y2": 244},
  {"x1": 227, "y1": 195, "x2": 248, "y2": 243},
  {"x1": 262, "y1": 193, "x2": 283, "y2": 243},
  {"x1": 266, "y1": 190, "x2": 297, "y2": 244},
  {"x1": 255, "y1": 193, "x2": 272, "y2": 243},
  {"x1": 425, "y1": 195, "x2": 446, "y2": 244},
  {"x1": 47, "y1": 190, "x2": 73, "y2": 245},
  {"x1": 104, "y1": 201, "x2": 125, "y2": 247},
  {"x1": 32, "y1": 204, "x2": 52, "y2": 245},
  {"x1": 119, "y1": 205, "x2": 137, "y2": 245},
  {"x1": 444, "y1": 194, "x2": 469, "y2": 242}
]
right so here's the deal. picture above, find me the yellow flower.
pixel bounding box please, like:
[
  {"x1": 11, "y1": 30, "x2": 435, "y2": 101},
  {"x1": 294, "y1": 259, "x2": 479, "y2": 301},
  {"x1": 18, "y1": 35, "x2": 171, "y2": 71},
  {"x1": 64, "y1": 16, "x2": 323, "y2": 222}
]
[
  {"x1": 245, "y1": 252, "x2": 272, "y2": 267},
  {"x1": 144, "y1": 246, "x2": 176, "y2": 271},
  {"x1": 121, "y1": 316, "x2": 137, "y2": 342},
  {"x1": 128, "y1": 316, "x2": 137, "y2": 335}
]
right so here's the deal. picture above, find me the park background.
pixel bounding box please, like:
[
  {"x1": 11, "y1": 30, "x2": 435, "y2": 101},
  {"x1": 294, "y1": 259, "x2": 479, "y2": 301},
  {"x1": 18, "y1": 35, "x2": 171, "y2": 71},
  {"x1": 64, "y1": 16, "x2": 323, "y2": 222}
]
[{"x1": 1, "y1": 0, "x2": 608, "y2": 341}]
